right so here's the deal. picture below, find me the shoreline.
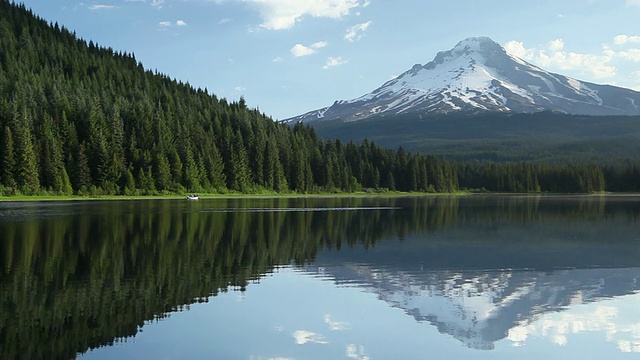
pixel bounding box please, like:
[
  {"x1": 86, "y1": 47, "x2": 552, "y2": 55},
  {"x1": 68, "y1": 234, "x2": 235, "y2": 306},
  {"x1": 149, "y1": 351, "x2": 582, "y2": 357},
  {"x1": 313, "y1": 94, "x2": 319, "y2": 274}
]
[
  {"x1": 0, "y1": 192, "x2": 464, "y2": 202},
  {"x1": 2, "y1": 191, "x2": 640, "y2": 203}
]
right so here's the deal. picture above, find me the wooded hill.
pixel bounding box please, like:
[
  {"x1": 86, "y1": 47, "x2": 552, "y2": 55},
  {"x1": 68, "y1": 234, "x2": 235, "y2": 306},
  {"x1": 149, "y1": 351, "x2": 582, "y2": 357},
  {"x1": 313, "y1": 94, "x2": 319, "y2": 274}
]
[
  {"x1": 0, "y1": 0, "x2": 638, "y2": 194},
  {"x1": 310, "y1": 111, "x2": 640, "y2": 163},
  {"x1": 0, "y1": 0, "x2": 458, "y2": 195}
]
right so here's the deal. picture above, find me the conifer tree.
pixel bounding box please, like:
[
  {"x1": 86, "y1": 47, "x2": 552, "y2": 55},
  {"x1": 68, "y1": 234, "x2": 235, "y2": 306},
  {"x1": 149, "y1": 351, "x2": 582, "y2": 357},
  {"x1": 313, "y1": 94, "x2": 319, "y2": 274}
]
[{"x1": 1, "y1": 126, "x2": 16, "y2": 189}]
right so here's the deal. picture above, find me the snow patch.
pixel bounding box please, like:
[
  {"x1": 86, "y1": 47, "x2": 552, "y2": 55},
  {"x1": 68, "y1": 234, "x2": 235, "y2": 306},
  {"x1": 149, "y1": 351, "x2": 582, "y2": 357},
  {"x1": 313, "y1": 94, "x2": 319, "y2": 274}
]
[
  {"x1": 526, "y1": 71, "x2": 557, "y2": 94},
  {"x1": 567, "y1": 78, "x2": 581, "y2": 92},
  {"x1": 316, "y1": 107, "x2": 328, "y2": 119},
  {"x1": 580, "y1": 84, "x2": 603, "y2": 105}
]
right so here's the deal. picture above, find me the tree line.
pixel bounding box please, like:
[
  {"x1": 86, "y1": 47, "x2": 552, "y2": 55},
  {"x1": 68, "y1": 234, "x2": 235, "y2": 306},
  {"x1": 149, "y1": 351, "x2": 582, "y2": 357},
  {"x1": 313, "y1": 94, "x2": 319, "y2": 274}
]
[
  {"x1": 0, "y1": 0, "x2": 458, "y2": 196},
  {"x1": 1, "y1": 0, "x2": 638, "y2": 195}
]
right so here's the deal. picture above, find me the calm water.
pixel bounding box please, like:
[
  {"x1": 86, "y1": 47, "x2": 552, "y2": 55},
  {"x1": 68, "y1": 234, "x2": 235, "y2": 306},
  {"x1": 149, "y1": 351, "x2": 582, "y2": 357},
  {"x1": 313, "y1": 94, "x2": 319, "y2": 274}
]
[{"x1": 1, "y1": 195, "x2": 640, "y2": 359}]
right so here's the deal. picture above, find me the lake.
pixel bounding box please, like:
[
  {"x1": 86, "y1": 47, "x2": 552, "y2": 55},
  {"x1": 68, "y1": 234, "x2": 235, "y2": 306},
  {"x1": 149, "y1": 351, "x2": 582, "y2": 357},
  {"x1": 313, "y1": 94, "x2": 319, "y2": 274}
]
[{"x1": 1, "y1": 195, "x2": 640, "y2": 359}]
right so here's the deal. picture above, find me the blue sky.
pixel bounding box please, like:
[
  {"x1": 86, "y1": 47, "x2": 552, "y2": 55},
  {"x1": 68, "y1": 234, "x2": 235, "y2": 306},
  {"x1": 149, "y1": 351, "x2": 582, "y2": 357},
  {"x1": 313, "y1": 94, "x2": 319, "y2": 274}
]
[{"x1": 17, "y1": 0, "x2": 640, "y2": 120}]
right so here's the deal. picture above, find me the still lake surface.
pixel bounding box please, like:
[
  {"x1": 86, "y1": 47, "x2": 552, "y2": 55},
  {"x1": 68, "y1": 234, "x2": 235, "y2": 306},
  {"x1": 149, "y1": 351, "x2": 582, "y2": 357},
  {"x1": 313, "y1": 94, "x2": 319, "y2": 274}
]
[{"x1": 1, "y1": 195, "x2": 640, "y2": 359}]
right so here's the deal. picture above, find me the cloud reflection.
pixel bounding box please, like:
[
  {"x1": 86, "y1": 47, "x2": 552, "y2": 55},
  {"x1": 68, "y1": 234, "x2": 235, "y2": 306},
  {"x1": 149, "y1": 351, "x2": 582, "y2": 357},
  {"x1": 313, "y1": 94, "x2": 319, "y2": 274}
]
[
  {"x1": 507, "y1": 304, "x2": 640, "y2": 352},
  {"x1": 292, "y1": 330, "x2": 328, "y2": 345},
  {"x1": 346, "y1": 344, "x2": 370, "y2": 360},
  {"x1": 324, "y1": 315, "x2": 349, "y2": 331}
]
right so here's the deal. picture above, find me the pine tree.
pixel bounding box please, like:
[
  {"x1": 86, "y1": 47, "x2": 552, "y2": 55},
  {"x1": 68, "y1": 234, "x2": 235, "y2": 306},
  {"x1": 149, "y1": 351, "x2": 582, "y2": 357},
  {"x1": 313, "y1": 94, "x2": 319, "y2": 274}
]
[
  {"x1": 153, "y1": 151, "x2": 172, "y2": 191},
  {"x1": 14, "y1": 122, "x2": 40, "y2": 194},
  {"x1": 1, "y1": 126, "x2": 17, "y2": 189},
  {"x1": 73, "y1": 142, "x2": 92, "y2": 191}
]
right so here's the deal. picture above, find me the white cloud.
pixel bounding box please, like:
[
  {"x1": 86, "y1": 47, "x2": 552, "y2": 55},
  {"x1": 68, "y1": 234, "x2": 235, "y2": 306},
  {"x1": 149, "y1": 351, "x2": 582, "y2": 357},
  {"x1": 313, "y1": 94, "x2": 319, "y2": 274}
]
[
  {"x1": 272, "y1": 56, "x2": 284, "y2": 62},
  {"x1": 548, "y1": 38, "x2": 564, "y2": 52},
  {"x1": 290, "y1": 41, "x2": 327, "y2": 57},
  {"x1": 151, "y1": 0, "x2": 165, "y2": 8},
  {"x1": 627, "y1": 0, "x2": 640, "y2": 6},
  {"x1": 504, "y1": 40, "x2": 535, "y2": 61},
  {"x1": 291, "y1": 44, "x2": 317, "y2": 57},
  {"x1": 89, "y1": 4, "x2": 116, "y2": 10},
  {"x1": 362, "y1": 0, "x2": 371, "y2": 7},
  {"x1": 218, "y1": 18, "x2": 232, "y2": 24},
  {"x1": 614, "y1": 35, "x2": 640, "y2": 46},
  {"x1": 158, "y1": 20, "x2": 188, "y2": 27},
  {"x1": 323, "y1": 56, "x2": 348, "y2": 69},
  {"x1": 243, "y1": 0, "x2": 362, "y2": 30},
  {"x1": 505, "y1": 38, "x2": 616, "y2": 79},
  {"x1": 292, "y1": 330, "x2": 328, "y2": 345},
  {"x1": 617, "y1": 48, "x2": 640, "y2": 62},
  {"x1": 345, "y1": 21, "x2": 372, "y2": 42},
  {"x1": 311, "y1": 41, "x2": 328, "y2": 49}
]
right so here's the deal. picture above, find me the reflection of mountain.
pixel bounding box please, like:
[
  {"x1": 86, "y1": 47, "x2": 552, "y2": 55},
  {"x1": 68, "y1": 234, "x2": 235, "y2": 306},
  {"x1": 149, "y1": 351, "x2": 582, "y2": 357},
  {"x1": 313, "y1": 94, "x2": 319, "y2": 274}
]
[
  {"x1": 309, "y1": 264, "x2": 640, "y2": 350},
  {"x1": 306, "y1": 196, "x2": 640, "y2": 350},
  {"x1": 1, "y1": 195, "x2": 639, "y2": 358}
]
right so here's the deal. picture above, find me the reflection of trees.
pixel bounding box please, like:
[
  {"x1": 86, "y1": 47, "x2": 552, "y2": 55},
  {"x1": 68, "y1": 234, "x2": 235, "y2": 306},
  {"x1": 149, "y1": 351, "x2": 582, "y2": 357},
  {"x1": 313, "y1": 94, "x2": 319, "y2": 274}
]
[
  {"x1": 0, "y1": 197, "x2": 452, "y2": 359},
  {"x1": 0, "y1": 195, "x2": 639, "y2": 359}
]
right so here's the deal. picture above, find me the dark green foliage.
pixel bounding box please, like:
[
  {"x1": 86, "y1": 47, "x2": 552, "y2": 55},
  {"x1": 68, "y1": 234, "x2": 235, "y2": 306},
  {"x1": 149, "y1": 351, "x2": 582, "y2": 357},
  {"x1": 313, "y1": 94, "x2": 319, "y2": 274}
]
[
  {"x1": 311, "y1": 111, "x2": 640, "y2": 164},
  {"x1": 1, "y1": 126, "x2": 16, "y2": 189},
  {"x1": 456, "y1": 161, "x2": 607, "y2": 193},
  {"x1": 0, "y1": 0, "x2": 464, "y2": 195}
]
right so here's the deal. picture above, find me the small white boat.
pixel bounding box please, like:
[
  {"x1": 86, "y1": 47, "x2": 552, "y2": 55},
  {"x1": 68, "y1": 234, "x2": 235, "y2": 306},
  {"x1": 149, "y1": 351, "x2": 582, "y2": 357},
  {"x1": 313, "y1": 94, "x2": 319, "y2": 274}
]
[{"x1": 186, "y1": 194, "x2": 199, "y2": 200}]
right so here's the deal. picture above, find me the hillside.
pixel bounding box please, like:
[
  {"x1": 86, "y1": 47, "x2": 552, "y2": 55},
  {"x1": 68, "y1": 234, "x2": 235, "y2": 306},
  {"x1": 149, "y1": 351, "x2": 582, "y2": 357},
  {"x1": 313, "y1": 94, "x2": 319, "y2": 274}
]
[
  {"x1": 0, "y1": 0, "x2": 458, "y2": 195},
  {"x1": 311, "y1": 111, "x2": 640, "y2": 163}
]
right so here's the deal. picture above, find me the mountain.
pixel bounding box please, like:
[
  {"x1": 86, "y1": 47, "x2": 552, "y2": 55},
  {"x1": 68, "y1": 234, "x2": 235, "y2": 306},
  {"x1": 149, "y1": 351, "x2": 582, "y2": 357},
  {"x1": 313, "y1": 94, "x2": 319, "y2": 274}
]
[{"x1": 285, "y1": 36, "x2": 640, "y2": 123}]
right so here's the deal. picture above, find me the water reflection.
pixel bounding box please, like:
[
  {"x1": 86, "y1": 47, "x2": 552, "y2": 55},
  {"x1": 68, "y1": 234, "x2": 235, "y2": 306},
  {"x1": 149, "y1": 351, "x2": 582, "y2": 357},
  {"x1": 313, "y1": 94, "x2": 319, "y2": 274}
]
[
  {"x1": 303, "y1": 264, "x2": 640, "y2": 351},
  {"x1": 1, "y1": 195, "x2": 639, "y2": 359}
]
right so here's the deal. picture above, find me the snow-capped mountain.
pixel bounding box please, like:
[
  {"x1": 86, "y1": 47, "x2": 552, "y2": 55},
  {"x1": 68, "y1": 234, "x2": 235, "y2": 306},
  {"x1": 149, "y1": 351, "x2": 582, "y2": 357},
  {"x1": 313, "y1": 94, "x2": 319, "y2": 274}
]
[
  {"x1": 305, "y1": 264, "x2": 640, "y2": 350},
  {"x1": 285, "y1": 36, "x2": 640, "y2": 123}
]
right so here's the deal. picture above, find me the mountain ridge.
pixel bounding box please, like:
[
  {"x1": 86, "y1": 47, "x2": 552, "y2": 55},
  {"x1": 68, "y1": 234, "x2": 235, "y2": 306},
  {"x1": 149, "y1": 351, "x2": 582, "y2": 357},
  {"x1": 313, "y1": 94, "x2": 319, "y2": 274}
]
[{"x1": 285, "y1": 36, "x2": 640, "y2": 123}]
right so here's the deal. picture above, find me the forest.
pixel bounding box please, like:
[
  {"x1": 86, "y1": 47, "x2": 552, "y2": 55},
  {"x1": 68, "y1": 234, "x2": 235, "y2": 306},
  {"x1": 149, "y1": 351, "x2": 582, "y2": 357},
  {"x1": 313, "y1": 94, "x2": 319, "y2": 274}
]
[
  {"x1": 0, "y1": 0, "x2": 638, "y2": 195},
  {"x1": 311, "y1": 111, "x2": 640, "y2": 163}
]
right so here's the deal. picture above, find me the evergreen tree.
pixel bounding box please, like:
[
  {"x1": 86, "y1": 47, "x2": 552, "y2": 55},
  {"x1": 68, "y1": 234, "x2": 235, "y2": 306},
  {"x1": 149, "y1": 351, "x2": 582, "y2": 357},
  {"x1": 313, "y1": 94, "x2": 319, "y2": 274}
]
[{"x1": 1, "y1": 126, "x2": 16, "y2": 189}]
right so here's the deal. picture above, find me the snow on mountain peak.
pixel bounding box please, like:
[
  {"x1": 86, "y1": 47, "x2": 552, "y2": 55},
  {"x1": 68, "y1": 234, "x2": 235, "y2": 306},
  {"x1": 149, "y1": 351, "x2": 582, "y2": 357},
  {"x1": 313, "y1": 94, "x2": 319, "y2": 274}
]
[
  {"x1": 445, "y1": 36, "x2": 502, "y2": 59},
  {"x1": 283, "y1": 36, "x2": 640, "y2": 123}
]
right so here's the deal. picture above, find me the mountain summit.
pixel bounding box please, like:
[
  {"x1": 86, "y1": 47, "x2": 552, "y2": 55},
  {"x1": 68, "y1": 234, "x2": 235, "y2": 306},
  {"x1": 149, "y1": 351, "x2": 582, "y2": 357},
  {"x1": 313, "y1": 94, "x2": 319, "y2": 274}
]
[{"x1": 285, "y1": 36, "x2": 640, "y2": 122}]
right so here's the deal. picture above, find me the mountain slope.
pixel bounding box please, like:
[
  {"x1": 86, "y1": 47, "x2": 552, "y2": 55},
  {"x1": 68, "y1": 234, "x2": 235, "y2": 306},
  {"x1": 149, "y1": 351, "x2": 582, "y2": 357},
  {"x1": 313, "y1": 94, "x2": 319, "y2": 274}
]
[
  {"x1": 286, "y1": 37, "x2": 640, "y2": 123},
  {"x1": 0, "y1": 0, "x2": 457, "y2": 195},
  {"x1": 310, "y1": 112, "x2": 640, "y2": 162}
]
